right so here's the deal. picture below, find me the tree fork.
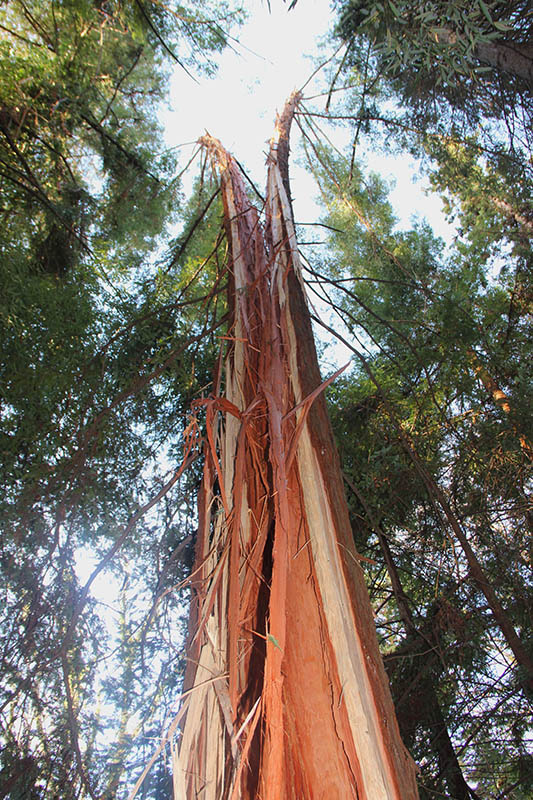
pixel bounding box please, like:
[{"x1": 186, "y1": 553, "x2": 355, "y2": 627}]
[{"x1": 175, "y1": 95, "x2": 418, "y2": 799}]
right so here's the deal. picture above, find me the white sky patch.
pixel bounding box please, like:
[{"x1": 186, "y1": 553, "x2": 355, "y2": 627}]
[
  {"x1": 74, "y1": 545, "x2": 123, "y2": 618},
  {"x1": 161, "y1": 0, "x2": 332, "y2": 182},
  {"x1": 161, "y1": 0, "x2": 456, "y2": 245}
]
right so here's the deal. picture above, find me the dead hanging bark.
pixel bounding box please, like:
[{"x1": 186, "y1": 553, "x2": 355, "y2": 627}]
[{"x1": 175, "y1": 94, "x2": 419, "y2": 799}]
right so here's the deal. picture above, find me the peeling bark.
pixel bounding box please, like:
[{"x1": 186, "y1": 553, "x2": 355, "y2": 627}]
[{"x1": 175, "y1": 96, "x2": 419, "y2": 799}]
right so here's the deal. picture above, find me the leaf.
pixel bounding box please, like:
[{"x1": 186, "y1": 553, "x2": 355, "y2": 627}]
[
  {"x1": 493, "y1": 20, "x2": 513, "y2": 31},
  {"x1": 478, "y1": 0, "x2": 493, "y2": 25},
  {"x1": 267, "y1": 633, "x2": 281, "y2": 650},
  {"x1": 388, "y1": 0, "x2": 400, "y2": 18}
]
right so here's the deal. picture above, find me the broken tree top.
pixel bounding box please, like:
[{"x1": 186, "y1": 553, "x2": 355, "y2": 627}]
[{"x1": 175, "y1": 95, "x2": 419, "y2": 800}]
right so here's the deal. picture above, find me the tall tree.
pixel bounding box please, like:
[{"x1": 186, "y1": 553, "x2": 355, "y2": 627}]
[
  {"x1": 176, "y1": 94, "x2": 418, "y2": 800},
  {"x1": 293, "y1": 104, "x2": 532, "y2": 797},
  {"x1": 0, "y1": 0, "x2": 242, "y2": 796}
]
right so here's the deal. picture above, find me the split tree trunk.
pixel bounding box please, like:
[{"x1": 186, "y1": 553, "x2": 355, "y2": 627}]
[{"x1": 174, "y1": 94, "x2": 419, "y2": 799}]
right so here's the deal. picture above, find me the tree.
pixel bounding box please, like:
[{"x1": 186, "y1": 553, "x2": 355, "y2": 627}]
[
  {"x1": 292, "y1": 102, "x2": 532, "y2": 796},
  {"x1": 334, "y1": 0, "x2": 533, "y2": 133},
  {"x1": 0, "y1": 0, "x2": 242, "y2": 796},
  {"x1": 1, "y1": 1, "x2": 531, "y2": 797},
  {"x1": 329, "y1": 0, "x2": 533, "y2": 276},
  {"x1": 175, "y1": 93, "x2": 418, "y2": 800}
]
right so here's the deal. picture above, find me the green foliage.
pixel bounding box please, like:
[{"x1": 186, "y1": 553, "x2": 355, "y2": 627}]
[
  {"x1": 334, "y1": 0, "x2": 533, "y2": 135},
  {"x1": 0, "y1": 0, "x2": 242, "y2": 269},
  {"x1": 302, "y1": 131, "x2": 532, "y2": 797},
  {"x1": 0, "y1": 0, "x2": 240, "y2": 796}
]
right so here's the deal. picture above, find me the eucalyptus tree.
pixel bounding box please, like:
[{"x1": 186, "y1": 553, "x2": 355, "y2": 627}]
[
  {"x1": 333, "y1": 0, "x2": 533, "y2": 136},
  {"x1": 296, "y1": 130, "x2": 532, "y2": 797},
  {"x1": 285, "y1": 1, "x2": 533, "y2": 787},
  {"x1": 175, "y1": 95, "x2": 419, "y2": 800},
  {"x1": 327, "y1": 0, "x2": 533, "y2": 320},
  {"x1": 0, "y1": 0, "x2": 241, "y2": 796}
]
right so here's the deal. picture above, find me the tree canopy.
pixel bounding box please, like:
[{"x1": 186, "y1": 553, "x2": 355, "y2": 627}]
[{"x1": 0, "y1": 0, "x2": 239, "y2": 795}]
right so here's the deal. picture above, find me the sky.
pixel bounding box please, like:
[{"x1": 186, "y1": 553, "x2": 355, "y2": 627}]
[
  {"x1": 161, "y1": 0, "x2": 457, "y2": 242},
  {"x1": 162, "y1": 0, "x2": 332, "y2": 182}
]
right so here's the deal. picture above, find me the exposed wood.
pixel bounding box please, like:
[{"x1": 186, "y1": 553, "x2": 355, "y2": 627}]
[{"x1": 175, "y1": 96, "x2": 419, "y2": 799}]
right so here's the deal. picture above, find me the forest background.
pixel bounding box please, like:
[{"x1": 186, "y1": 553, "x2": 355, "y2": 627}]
[{"x1": 0, "y1": 0, "x2": 531, "y2": 798}]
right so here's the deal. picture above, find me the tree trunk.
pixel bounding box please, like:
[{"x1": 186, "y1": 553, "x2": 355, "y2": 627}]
[
  {"x1": 435, "y1": 29, "x2": 533, "y2": 85},
  {"x1": 475, "y1": 40, "x2": 533, "y2": 86},
  {"x1": 174, "y1": 95, "x2": 418, "y2": 799}
]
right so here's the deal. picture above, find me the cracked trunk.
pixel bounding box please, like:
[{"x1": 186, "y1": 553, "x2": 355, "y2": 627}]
[{"x1": 174, "y1": 95, "x2": 418, "y2": 800}]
